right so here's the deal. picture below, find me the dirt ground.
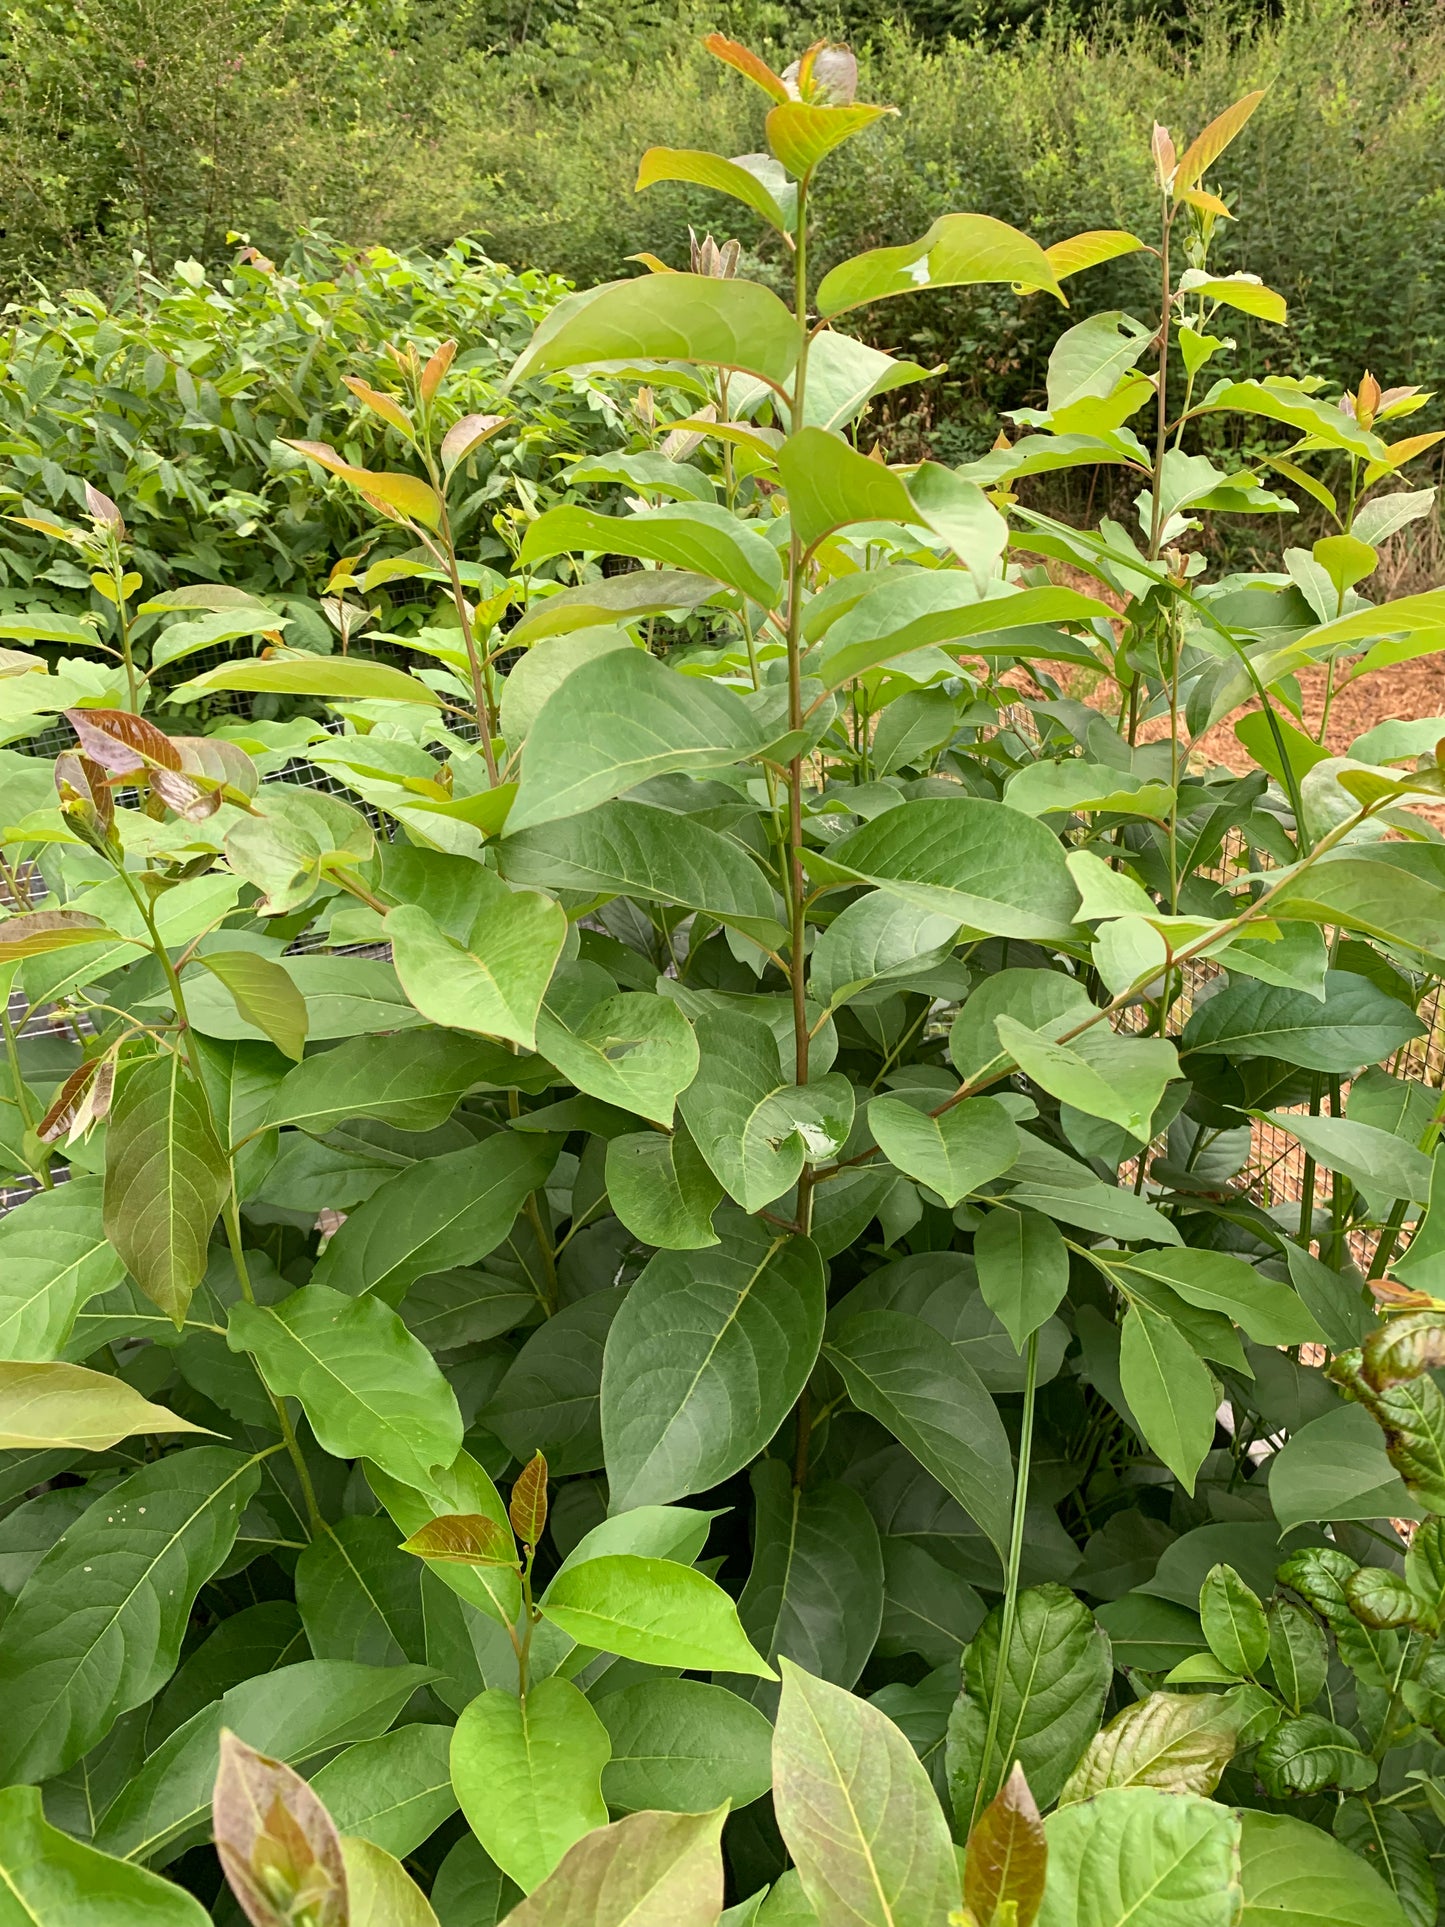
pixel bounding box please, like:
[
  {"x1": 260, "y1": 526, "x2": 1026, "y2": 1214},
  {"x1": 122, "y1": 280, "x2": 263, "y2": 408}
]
[{"x1": 1182, "y1": 655, "x2": 1445, "y2": 775}]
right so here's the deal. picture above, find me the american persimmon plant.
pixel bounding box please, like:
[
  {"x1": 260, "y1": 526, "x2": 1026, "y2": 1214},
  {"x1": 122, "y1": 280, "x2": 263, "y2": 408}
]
[{"x1": 0, "y1": 32, "x2": 1443, "y2": 1927}]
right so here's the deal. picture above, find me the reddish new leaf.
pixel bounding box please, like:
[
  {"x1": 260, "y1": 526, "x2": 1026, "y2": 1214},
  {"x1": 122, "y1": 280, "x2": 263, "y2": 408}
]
[
  {"x1": 400, "y1": 1512, "x2": 520, "y2": 1567},
  {"x1": 213, "y1": 1729, "x2": 348, "y2": 1927},
  {"x1": 509, "y1": 1449, "x2": 549, "y2": 1548},
  {"x1": 964, "y1": 1763, "x2": 1047, "y2": 1927}
]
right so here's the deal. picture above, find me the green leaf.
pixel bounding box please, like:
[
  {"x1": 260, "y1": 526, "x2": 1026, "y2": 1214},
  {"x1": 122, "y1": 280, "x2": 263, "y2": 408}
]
[
  {"x1": 816, "y1": 579, "x2": 1108, "y2": 689},
  {"x1": 0, "y1": 1445, "x2": 259, "y2": 1784},
  {"x1": 483, "y1": 1292, "x2": 617, "y2": 1475},
  {"x1": 1267, "y1": 1599, "x2": 1329, "y2": 1714},
  {"x1": 597, "y1": 1678, "x2": 773, "y2": 1812},
  {"x1": 738, "y1": 1459, "x2": 884, "y2": 1692},
  {"x1": 1108, "y1": 1248, "x2": 1323, "y2": 1347},
  {"x1": 1256, "y1": 1111, "x2": 1433, "y2": 1204},
  {"x1": 766, "y1": 99, "x2": 892, "y2": 176},
  {"x1": 536, "y1": 980, "x2": 698, "y2": 1126},
  {"x1": 519, "y1": 503, "x2": 782, "y2": 610},
  {"x1": 310, "y1": 1725, "x2": 457, "y2": 1859},
  {"x1": 950, "y1": 969, "x2": 1093, "y2": 1082},
  {"x1": 1256, "y1": 1714, "x2": 1377, "y2": 1795},
  {"x1": 772, "y1": 1658, "x2": 960, "y2": 1927},
  {"x1": 195, "y1": 949, "x2": 309, "y2": 1061},
  {"x1": 508, "y1": 570, "x2": 718, "y2": 645},
  {"x1": 169, "y1": 653, "x2": 442, "y2": 706},
  {"x1": 450, "y1": 1676, "x2": 610, "y2": 1893},
  {"x1": 0, "y1": 1359, "x2": 211, "y2": 1449},
  {"x1": 817, "y1": 212, "x2": 1063, "y2": 316},
  {"x1": 342, "y1": 1836, "x2": 441, "y2": 1927},
  {"x1": 295, "y1": 1512, "x2": 423, "y2": 1665},
  {"x1": 432, "y1": 1836, "x2": 520, "y2": 1927},
  {"x1": 310, "y1": 1133, "x2": 557, "y2": 1304},
  {"x1": 0, "y1": 1784, "x2": 210, "y2": 1925},
  {"x1": 1004, "y1": 761, "x2": 1176, "y2": 820},
  {"x1": 1118, "y1": 1305, "x2": 1219, "y2": 1493},
  {"x1": 95, "y1": 1658, "x2": 432, "y2": 1864},
  {"x1": 1058, "y1": 1692, "x2": 1238, "y2": 1805},
  {"x1": 540, "y1": 1553, "x2": 775, "y2": 1675},
  {"x1": 605, "y1": 1127, "x2": 723, "y2": 1250},
  {"x1": 775, "y1": 426, "x2": 916, "y2": 549},
  {"x1": 508, "y1": 274, "x2": 800, "y2": 390},
  {"x1": 367, "y1": 1449, "x2": 521, "y2": 1630},
  {"x1": 1201, "y1": 378, "x2": 1385, "y2": 460},
  {"x1": 826, "y1": 1309, "x2": 1014, "y2": 1558},
  {"x1": 1046, "y1": 310, "x2": 1152, "y2": 410},
  {"x1": 494, "y1": 1806, "x2": 727, "y2": 1927},
  {"x1": 148, "y1": 604, "x2": 289, "y2": 667},
  {"x1": 509, "y1": 644, "x2": 773, "y2": 832},
  {"x1": 867, "y1": 1094, "x2": 1019, "y2": 1207},
  {"x1": 637, "y1": 145, "x2": 790, "y2": 229},
  {"x1": 948, "y1": 1584, "x2": 1112, "y2": 1822},
  {"x1": 1300, "y1": 586, "x2": 1445, "y2": 678},
  {"x1": 0, "y1": 609, "x2": 106, "y2": 646},
  {"x1": 387, "y1": 886, "x2": 567, "y2": 1050},
  {"x1": 1039, "y1": 1788, "x2": 1242, "y2": 1927},
  {"x1": 878, "y1": 1537, "x2": 985, "y2": 1668},
  {"x1": 678, "y1": 1011, "x2": 854, "y2": 1211},
  {"x1": 1200, "y1": 1563, "x2": 1269, "y2": 1676},
  {"x1": 1283, "y1": 1241, "x2": 1374, "y2": 1350},
  {"x1": 182, "y1": 954, "x2": 425, "y2": 1043},
  {"x1": 800, "y1": 329, "x2": 936, "y2": 432},
  {"x1": 500, "y1": 798, "x2": 780, "y2": 944},
  {"x1": 816, "y1": 796, "x2": 1081, "y2": 944},
  {"x1": 808, "y1": 891, "x2": 962, "y2": 1012},
  {"x1": 602, "y1": 1212, "x2": 823, "y2": 1507},
  {"x1": 0, "y1": 1176, "x2": 127, "y2": 1360},
  {"x1": 266, "y1": 1030, "x2": 524, "y2": 1135},
  {"x1": 995, "y1": 1015, "x2": 1178, "y2": 1140},
  {"x1": 103, "y1": 1051, "x2": 230, "y2": 1324},
  {"x1": 1238, "y1": 1810, "x2": 1410, "y2": 1927},
  {"x1": 228, "y1": 1284, "x2": 463, "y2": 1487},
  {"x1": 1095, "y1": 1595, "x2": 1207, "y2": 1672},
  {"x1": 1182, "y1": 970, "x2": 1423, "y2": 1071},
  {"x1": 1337, "y1": 1807, "x2": 1433, "y2": 1927},
  {"x1": 975, "y1": 1206, "x2": 1069, "y2": 1350}
]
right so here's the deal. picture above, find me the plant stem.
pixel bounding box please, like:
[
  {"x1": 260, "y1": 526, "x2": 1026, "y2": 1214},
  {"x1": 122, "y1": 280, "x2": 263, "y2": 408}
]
[
  {"x1": 1, "y1": 996, "x2": 50, "y2": 1186},
  {"x1": 786, "y1": 174, "x2": 814, "y2": 1232},
  {"x1": 1147, "y1": 196, "x2": 1173, "y2": 564},
  {"x1": 969, "y1": 1327, "x2": 1039, "y2": 1834},
  {"x1": 224, "y1": 1188, "x2": 327, "y2": 1538}
]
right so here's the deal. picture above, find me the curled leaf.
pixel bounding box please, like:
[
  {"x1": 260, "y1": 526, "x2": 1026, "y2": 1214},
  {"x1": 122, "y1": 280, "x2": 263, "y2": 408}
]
[
  {"x1": 65, "y1": 706, "x2": 180, "y2": 777},
  {"x1": 440, "y1": 413, "x2": 509, "y2": 471},
  {"x1": 420, "y1": 338, "x2": 456, "y2": 403},
  {"x1": 281, "y1": 440, "x2": 442, "y2": 530},
  {"x1": 213, "y1": 1729, "x2": 348, "y2": 1927},
  {"x1": 36, "y1": 1053, "x2": 116, "y2": 1145},
  {"x1": 1364, "y1": 1311, "x2": 1445, "y2": 1389},
  {"x1": 54, "y1": 749, "x2": 117, "y2": 846},
  {"x1": 0, "y1": 908, "x2": 115, "y2": 962}
]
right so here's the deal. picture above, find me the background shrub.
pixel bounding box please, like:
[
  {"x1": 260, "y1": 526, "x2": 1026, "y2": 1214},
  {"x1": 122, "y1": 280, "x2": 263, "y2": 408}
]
[{"x1": 4, "y1": 0, "x2": 1443, "y2": 454}]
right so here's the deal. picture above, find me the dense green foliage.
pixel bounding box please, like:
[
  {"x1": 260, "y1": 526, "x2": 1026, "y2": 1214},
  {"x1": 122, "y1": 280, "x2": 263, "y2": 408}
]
[
  {"x1": 4, "y1": 1, "x2": 1444, "y2": 451},
  {"x1": 0, "y1": 233, "x2": 601, "y2": 621},
  {"x1": 5, "y1": 27, "x2": 1445, "y2": 1927}
]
